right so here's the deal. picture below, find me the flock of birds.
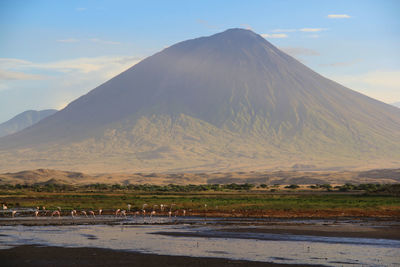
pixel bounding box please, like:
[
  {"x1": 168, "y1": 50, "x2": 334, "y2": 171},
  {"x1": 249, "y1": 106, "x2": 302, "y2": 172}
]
[{"x1": 1, "y1": 203, "x2": 190, "y2": 220}]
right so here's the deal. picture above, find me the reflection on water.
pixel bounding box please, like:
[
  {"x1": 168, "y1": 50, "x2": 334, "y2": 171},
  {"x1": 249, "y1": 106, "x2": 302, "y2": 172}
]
[{"x1": 0, "y1": 218, "x2": 399, "y2": 267}]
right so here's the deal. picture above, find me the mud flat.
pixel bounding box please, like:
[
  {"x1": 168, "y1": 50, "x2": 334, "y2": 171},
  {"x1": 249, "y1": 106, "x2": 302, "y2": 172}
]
[
  {"x1": 0, "y1": 217, "x2": 399, "y2": 266},
  {"x1": 0, "y1": 245, "x2": 313, "y2": 267}
]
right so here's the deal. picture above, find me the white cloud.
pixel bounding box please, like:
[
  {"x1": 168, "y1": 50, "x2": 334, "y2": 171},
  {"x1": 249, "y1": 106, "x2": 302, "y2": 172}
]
[
  {"x1": 0, "y1": 55, "x2": 143, "y2": 118},
  {"x1": 331, "y1": 70, "x2": 400, "y2": 103},
  {"x1": 280, "y1": 47, "x2": 320, "y2": 57},
  {"x1": 240, "y1": 24, "x2": 253, "y2": 30},
  {"x1": 327, "y1": 14, "x2": 351, "y2": 19},
  {"x1": 89, "y1": 38, "x2": 120, "y2": 45},
  {"x1": 320, "y1": 59, "x2": 362, "y2": 67},
  {"x1": 0, "y1": 69, "x2": 44, "y2": 80},
  {"x1": 0, "y1": 55, "x2": 142, "y2": 83},
  {"x1": 299, "y1": 28, "x2": 326, "y2": 32},
  {"x1": 272, "y1": 29, "x2": 297, "y2": 33},
  {"x1": 261, "y1": 33, "x2": 288, "y2": 39},
  {"x1": 0, "y1": 58, "x2": 31, "y2": 68},
  {"x1": 271, "y1": 28, "x2": 327, "y2": 36},
  {"x1": 57, "y1": 38, "x2": 79, "y2": 43}
]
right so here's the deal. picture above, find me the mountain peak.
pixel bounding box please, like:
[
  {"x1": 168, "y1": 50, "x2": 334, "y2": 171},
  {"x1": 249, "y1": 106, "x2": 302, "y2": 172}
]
[
  {"x1": 0, "y1": 29, "x2": 399, "y2": 172},
  {"x1": 210, "y1": 27, "x2": 267, "y2": 44},
  {"x1": 219, "y1": 28, "x2": 256, "y2": 35}
]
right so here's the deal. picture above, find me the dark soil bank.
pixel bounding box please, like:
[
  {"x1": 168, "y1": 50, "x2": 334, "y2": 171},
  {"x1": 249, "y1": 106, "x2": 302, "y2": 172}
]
[{"x1": 1, "y1": 245, "x2": 322, "y2": 267}]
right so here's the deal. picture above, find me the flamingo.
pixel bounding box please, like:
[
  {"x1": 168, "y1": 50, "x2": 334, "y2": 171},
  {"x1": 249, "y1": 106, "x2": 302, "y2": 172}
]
[
  {"x1": 134, "y1": 211, "x2": 140, "y2": 218},
  {"x1": 2, "y1": 204, "x2": 7, "y2": 210},
  {"x1": 160, "y1": 204, "x2": 165, "y2": 212},
  {"x1": 51, "y1": 210, "x2": 60, "y2": 217},
  {"x1": 150, "y1": 210, "x2": 156, "y2": 217},
  {"x1": 115, "y1": 209, "x2": 121, "y2": 216},
  {"x1": 11, "y1": 210, "x2": 17, "y2": 217},
  {"x1": 120, "y1": 210, "x2": 127, "y2": 218},
  {"x1": 88, "y1": 210, "x2": 95, "y2": 218},
  {"x1": 41, "y1": 206, "x2": 48, "y2": 216},
  {"x1": 168, "y1": 211, "x2": 172, "y2": 218},
  {"x1": 142, "y1": 203, "x2": 148, "y2": 216},
  {"x1": 81, "y1": 210, "x2": 88, "y2": 217},
  {"x1": 34, "y1": 210, "x2": 39, "y2": 217},
  {"x1": 182, "y1": 210, "x2": 186, "y2": 216},
  {"x1": 98, "y1": 209, "x2": 102, "y2": 215},
  {"x1": 71, "y1": 210, "x2": 76, "y2": 218}
]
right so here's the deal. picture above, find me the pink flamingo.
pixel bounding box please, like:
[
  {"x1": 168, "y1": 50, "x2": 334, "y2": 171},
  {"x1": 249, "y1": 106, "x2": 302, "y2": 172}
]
[
  {"x1": 51, "y1": 210, "x2": 60, "y2": 217},
  {"x1": 115, "y1": 209, "x2": 121, "y2": 216}
]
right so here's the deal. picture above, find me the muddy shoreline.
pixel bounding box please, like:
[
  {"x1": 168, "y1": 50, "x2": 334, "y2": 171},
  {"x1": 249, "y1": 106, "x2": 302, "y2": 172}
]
[
  {"x1": 0, "y1": 245, "x2": 321, "y2": 267},
  {"x1": 155, "y1": 224, "x2": 400, "y2": 240}
]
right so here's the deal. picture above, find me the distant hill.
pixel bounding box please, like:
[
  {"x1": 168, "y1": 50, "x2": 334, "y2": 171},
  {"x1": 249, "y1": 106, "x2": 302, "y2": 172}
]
[
  {"x1": 392, "y1": 102, "x2": 400, "y2": 108},
  {"x1": 0, "y1": 168, "x2": 399, "y2": 185},
  {"x1": 0, "y1": 109, "x2": 57, "y2": 138},
  {"x1": 0, "y1": 28, "x2": 399, "y2": 173}
]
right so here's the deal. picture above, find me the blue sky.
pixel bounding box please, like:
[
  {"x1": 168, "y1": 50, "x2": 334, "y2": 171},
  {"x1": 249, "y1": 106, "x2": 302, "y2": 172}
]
[{"x1": 1, "y1": 0, "x2": 399, "y2": 122}]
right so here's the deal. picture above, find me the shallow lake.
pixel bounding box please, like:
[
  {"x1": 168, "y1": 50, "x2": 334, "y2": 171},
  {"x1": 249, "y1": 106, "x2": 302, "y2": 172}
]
[{"x1": 0, "y1": 217, "x2": 399, "y2": 266}]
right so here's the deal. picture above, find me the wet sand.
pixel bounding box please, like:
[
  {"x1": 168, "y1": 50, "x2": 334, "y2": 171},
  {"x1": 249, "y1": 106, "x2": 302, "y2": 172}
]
[
  {"x1": 156, "y1": 224, "x2": 400, "y2": 240},
  {"x1": 1, "y1": 216, "x2": 399, "y2": 240},
  {"x1": 0, "y1": 245, "x2": 320, "y2": 267},
  {"x1": 219, "y1": 224, "x2": 400, "y2": 240}
]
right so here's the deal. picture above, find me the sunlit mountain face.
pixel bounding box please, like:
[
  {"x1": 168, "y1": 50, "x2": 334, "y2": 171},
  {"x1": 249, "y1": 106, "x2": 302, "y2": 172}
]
[{"x1": 1, "y1": 29, "x2": 399, "y2": 173}]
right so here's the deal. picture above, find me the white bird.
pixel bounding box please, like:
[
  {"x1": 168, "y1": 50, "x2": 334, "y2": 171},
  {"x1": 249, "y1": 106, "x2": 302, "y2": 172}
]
[
  {"x1": 127, "y1": 204, "x2": 131, "y2": 211},
  {"x1": 183, "y1": 210, "x2": 186, "y2": 216},
  {"x1": 121, "y1": 210, "x2": 127, "y2": 218},
  {"x1": 34, "y1": 210, "x2": 39, "y2": 217},
  {"x1": 168, "y1": 211, "x2": 172, "y2": 218},
  {"x1": 160, "y1": 204, "x2": 165, "y2": 212},
  {"x1": 98, "y1": 209, "x2": 102, "y2": 215},
  {"x1": 88, "y1": 210, "x2": 95, "y2": 218},
  {"x1": 57, "y1": 206, "x2": 61, "y2": 212},
  {"x1": 71, "y1": 210, "x2": 76, "y2": 218},
  {"x1": 2, "y1": 204, "x2": 7, "y2": 210},
  {"x1": 11, "y1": 210, "x2": 17, "y2": 217}
]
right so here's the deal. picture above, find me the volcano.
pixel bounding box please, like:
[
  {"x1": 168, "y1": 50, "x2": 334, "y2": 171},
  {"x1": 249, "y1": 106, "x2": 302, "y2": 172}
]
[{"x1": 1, "y1": 28, "x2": 399, "y2": 173}]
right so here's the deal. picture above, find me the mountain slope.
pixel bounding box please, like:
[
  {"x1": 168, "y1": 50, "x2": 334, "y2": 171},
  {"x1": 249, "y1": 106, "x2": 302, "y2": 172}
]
[
  {"x1": 0, "y1": 29, "x2": 399, "y2": 173},
  {"x1": 0, "y1": 109, "x2": 57, "y2": 138}
]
